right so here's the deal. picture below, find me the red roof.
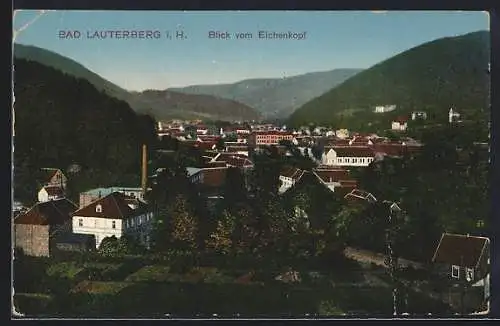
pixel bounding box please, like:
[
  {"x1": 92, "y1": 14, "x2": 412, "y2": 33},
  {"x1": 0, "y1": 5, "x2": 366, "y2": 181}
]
[
  {"x1": 198, "y1": 135, "x2": 221, "y2": 141},
  {"x1": 201, "y1": 167, "x2": 228, "y2": 188},
  {"x1": 252, "y1": 131, "x2": 293, "y2": 135},
  {"x1": 15, "y1": 198, "x2": 77, "y2": 226},
  {"x1": 432, "y1": 234, "x2": 489, "y2": 268},
  {"x1": 73, "y1": 192, "x2": 146, "y2": 219}
]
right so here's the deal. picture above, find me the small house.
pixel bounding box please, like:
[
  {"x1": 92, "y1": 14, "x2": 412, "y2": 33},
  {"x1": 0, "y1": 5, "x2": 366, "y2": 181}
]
[
  {"x1": 38, "y1": 185, "x2": 64, "y2": 203},
  {"x1": 14, "y1": 198, "x2": 78, "y2": 257},
  {"x1": 391, "y1": 117, "x2": 408, "y2": 131},
  {"x1": 72, "y1": 192, "x2": 153, "y2": 249}
]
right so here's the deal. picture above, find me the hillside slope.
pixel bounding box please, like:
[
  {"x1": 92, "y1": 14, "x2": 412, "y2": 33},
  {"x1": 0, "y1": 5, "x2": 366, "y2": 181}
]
[
  {"x1": 287, "y1": 31, "x2": 490, "y2": 130},
  {"x1": 13, "y1": 58, "x2": 158, "y2": 202},
  {"x1": 170, "y1": 69, "x2": 362, "y2": 119},
  {"x1": 13, "y1": 44, "x2": 261, "y2": 122}
]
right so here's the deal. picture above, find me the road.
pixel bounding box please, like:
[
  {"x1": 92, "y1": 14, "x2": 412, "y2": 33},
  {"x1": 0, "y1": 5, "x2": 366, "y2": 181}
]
[{"x1": 343, "y1": 247, "x2": 424, "y2": 270}]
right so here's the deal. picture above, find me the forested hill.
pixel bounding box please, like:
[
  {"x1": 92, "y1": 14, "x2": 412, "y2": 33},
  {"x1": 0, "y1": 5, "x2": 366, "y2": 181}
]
[
  {"x1": 170, "y1": 69, "x2": 362, "y2": 119},
  {"x1": 287, "y1": 31, "x2": 490, "y2": 129},
  {"x1": 13, "y1": 58, "x2": 158, "y2": 202},
  {"x1": 14, "y1": 44, "x2": 261, "y2": 122}
]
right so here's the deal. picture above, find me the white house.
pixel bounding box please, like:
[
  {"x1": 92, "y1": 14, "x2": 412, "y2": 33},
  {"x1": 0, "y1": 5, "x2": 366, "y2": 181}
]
[
  {"x1": 322, "y1": 147, "x2": 375, "y2": 167},
  {"x1": 72, "y1": 192, "x2": 153, "y2": 249},
  {"x1": 391, "y1": 117, "x2": 408, "y2": 131},
  {"x1": 411, "y1": 111, "x2": 427, "y2": 120},
  {"x1": 449, "y1": 108, "x2": 461, "y2": 123},
  {"x1": 374, "y1": 105, "x2": 396, "y2": 113},
  {"x1": 38, "y1": 186, "x2": 64, "y2": 203},
  {"x1": 279, "y1": 167, "x2": 305, "y2": 194}
]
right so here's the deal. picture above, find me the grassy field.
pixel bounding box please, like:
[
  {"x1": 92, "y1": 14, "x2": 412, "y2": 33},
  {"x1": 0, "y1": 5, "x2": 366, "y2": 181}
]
[{"x1": 12, "y1": 254, "x2": 452, "y2": 318}]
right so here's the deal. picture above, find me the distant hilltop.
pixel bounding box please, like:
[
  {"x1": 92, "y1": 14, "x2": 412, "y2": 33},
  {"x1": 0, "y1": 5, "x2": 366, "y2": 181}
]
[{"x1": 287, "y1": 30, "x2": 490, "y2": 129}]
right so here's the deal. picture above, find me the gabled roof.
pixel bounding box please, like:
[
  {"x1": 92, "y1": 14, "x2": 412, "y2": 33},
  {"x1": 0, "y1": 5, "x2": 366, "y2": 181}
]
[
  {"x1": 72, "y1": 192, "x2": 145, "y2": 219},
  {"x1": 200, "y1": 167, "x2": 228, "y2": 188},
  {"x1": 41, "y1": 185, "x2": 64, "y2": 197},
  {"x1": 313, "y1": 168, "x2": 350, "y2": 183},
  {"x1": 327, "y1": 146, "x2": 375, "y2": 157},
  {"x1": 344, "y1": 189, "x2": 377, "y2": 203},
  {"x1": 40, "y1": 168, "x2": 62, "y2": 180},
  {"x1": 15, "y1": 198, "x2": 77, "y2": 226},
  {"x1": 432, "y1": 233, "x2": 490, "y2": 269},
  {"x1": 280, "y1": 167, "x2": 304, "y2": 180},
  {"x1": 213, "y1": 153, "x2": 253, "y2": 168}
]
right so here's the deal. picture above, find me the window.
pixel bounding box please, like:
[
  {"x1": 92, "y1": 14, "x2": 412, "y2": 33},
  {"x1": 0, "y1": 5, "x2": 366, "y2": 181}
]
[
  {"x1": 78, "y1": 218, "x2": 83, "y2": 227},
  {"x1": 451, "y1": 265, "x2": 460, "y2": 279},
  {"x1": 465, "y1": 268, "x2": 474, "y2": 282},
  {"x1": 96, "y1": 204, "x2": 102, "y2": 213},
  {"x1": 112, "y1": 221, "x2": 116, "y2": 229}
]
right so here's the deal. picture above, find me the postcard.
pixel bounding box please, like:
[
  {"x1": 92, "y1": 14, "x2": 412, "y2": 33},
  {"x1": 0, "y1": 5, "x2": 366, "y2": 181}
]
[{"x1": 11, "y1": 10, "x2": 491, "y2": 319}]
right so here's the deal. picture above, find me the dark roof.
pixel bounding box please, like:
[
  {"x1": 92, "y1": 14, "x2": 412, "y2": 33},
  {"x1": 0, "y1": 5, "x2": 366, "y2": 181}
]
[
  {"x1": 201, "y1": 167, "x2": 228, "y2": 188},
  {"x1": 214, "y1": 153, "x2": 253, "y2": 168},
  {"x1": 313, "y1": 169, "x2": 350, "y2": 183},
  {"x1": 432, "y1": 233, "x2": 489, "y2": 268},
  {"x1": 281, "y1": 167, "x2": 304, "y2": 180},
  {"x1": 73, "y1": 192, "x2": 146, "y2": 219},
  {"x1": 39, "y1": 168, "x2": 60, "y2": 181},
  {"x1": 328, "y1": 146, "x2": 375, "y2": 157},
  {"x1": 15, "y1": 198, "x2": 77, "y2": 226},
  {"x1": 393, "y1": 116, "x2": 408, "y2": 124},
  {"x1": 344, "y1": 189, "x2": 377, "y2": 203},
  {"x1": 42, "y1": 185, "x2": 64, "y2": 196}
]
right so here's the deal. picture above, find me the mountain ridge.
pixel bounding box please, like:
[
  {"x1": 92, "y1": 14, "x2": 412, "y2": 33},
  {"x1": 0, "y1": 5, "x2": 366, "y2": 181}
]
[
  {"x1": 13, "y1": 44, "x2": 261, "y2": 122},
  {"x1": 287, "y1": 30, "x2": 490, "y2": 130},
  {"x1": 170, "y1": 68, "x2": 363, "y2": 119}
]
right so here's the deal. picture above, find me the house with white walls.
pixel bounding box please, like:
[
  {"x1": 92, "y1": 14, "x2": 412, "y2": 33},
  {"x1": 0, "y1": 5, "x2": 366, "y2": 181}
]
[
  {"x1": 322, "y1": 147, "x2": 376, "y2": 167},
  {"x1": 38, "y1": 186, "x2": 65, "y2": 203},
  {"x1": 391, "y1": 117, "x2": 408, "y2": 131},
  {"x1": 72, "y1": 192, "x2": 153, "y2": 249}
]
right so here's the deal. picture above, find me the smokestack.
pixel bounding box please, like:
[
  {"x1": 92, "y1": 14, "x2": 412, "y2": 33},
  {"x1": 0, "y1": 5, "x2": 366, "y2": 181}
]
[{"x1": 141, "y1": 144, "x2": 147, "y2": 195}]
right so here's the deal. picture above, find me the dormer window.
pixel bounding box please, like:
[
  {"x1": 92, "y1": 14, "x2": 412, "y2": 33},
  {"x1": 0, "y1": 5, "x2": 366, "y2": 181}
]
[{"x1": 96, "y1": 204, "x2": 102, "y2": 213}]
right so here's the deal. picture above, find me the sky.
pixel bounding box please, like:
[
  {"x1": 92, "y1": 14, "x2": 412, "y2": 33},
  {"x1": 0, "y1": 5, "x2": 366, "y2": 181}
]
[{"x1": 13, "y1": 10, "x2": 489, "y2": 91}]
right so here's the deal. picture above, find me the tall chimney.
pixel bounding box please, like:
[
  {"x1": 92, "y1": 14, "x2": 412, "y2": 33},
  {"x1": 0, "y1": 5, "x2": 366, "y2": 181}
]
[{"x1": 141, "y1": 144, "x2": 147, "y2": 195}]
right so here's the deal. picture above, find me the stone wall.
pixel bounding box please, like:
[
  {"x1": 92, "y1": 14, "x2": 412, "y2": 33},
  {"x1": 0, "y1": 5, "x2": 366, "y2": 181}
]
[{"x1": 14, "y1": 224, "x2": 50, "y2": 257}]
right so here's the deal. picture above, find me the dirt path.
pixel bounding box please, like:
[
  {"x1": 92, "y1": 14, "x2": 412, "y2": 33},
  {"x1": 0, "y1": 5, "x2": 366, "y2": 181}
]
[{"x1": 343, "y1": 247, "x2": 424, "y2": 270}]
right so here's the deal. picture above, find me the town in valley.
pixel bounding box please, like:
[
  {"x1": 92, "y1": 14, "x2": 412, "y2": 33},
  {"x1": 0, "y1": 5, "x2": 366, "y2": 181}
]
[{"x1": 12, "y1": 10, "x2": 491, "y2": 318}]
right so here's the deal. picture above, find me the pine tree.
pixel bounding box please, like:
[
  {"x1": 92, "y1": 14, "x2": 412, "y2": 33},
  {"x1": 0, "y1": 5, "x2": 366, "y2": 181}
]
[
  {"x1": 170, "y1": 194, "x2": 198, "y2": 250},
  {"x1": 206, "y1": 210, "x2": 236, "y2": 254}
]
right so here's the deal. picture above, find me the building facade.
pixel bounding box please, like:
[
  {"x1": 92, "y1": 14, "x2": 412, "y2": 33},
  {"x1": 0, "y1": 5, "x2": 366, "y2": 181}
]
[
  {"x1": 72, "y1": 192, "x2": 153, "y2": 248},
  {"x1": 322, "y1": 147, "x2": 375, "y2": 167},
  {"x1": 248, "y1": 131, "x2": 294, "y2": 146},
  {"x1": 79, "y1": 187, "x2": 145, "y2": 208},
  {"x1": 38, "y1": 186, "x2": 64, "y2": 203},
  {"x1": 14, "y1": 198, "x2": 77, "y2": 257}
]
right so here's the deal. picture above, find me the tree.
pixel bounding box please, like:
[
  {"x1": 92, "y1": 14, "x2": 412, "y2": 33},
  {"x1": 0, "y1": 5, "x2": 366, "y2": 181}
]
[
  {"x1": 169, "y1": 194, "x2": 199, "y2": 250},
  {"x1": 205, "y1": 210, "x2": 236, "y2": 254},
  {"x1": 98, "y1": 236, "x2": 120, "y2": 256}
]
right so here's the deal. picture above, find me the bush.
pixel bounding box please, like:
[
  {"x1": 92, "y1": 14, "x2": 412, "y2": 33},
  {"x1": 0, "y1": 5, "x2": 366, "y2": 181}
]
[{"x1": 318, "y1": 300, "x2": 345, "y2": 316}]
